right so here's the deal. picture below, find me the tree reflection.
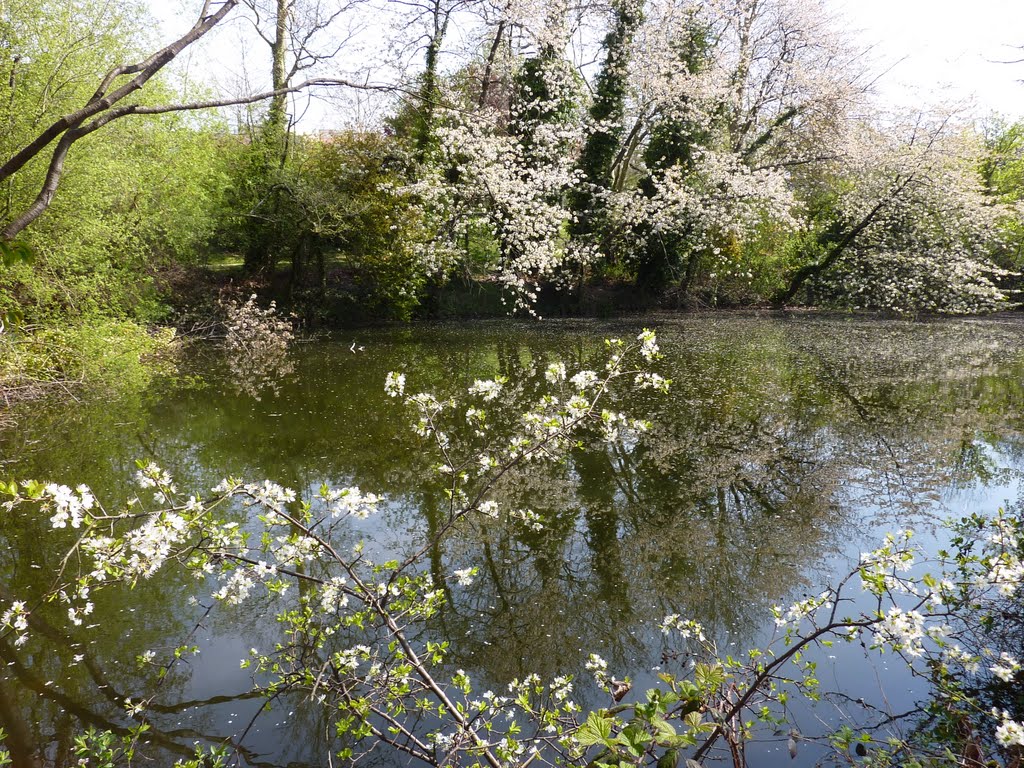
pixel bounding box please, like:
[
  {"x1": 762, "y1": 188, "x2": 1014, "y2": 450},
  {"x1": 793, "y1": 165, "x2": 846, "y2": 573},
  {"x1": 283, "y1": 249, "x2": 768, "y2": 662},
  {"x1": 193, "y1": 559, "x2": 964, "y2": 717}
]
[{"x1": 3, "y1": 316, "x2": 1024, "y2": 764}]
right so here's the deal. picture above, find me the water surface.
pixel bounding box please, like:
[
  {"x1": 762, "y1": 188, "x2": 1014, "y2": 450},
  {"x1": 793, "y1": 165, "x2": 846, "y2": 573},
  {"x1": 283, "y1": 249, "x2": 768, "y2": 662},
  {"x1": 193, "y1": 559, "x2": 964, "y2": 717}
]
[{"x1": 3, "y1": 313, "x2": 1024, "y2": 766}]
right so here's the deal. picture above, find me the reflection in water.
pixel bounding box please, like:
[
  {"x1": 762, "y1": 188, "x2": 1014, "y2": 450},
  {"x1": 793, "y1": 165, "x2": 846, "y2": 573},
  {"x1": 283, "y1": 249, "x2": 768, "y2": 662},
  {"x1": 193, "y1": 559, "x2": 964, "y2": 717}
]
[
  {"x1": 2, "y1": 314, "x2": 1024, "y2": 765},
  {"x1": 223, "y1": 295, "x2": 296, "y2": 402}
]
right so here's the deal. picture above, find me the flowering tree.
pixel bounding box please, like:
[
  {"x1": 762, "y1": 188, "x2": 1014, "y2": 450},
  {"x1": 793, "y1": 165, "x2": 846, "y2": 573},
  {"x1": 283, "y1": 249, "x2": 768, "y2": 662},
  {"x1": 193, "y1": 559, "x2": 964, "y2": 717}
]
[
  {"x1": 403, "y1": 0, "x2": 593, "y2": 314},
  {"x1": 402, "y1": 0, "x2": 862, "y2": 306},
  {"x1": 393, "y1": 0, "x2": 1021, "y2": 313},
  {"x1": 597, "y1": 0, "x2": 864, "y2": 296},
  {"x1": 779, "y1": 114, "x2": 1017, "y2": 313}
]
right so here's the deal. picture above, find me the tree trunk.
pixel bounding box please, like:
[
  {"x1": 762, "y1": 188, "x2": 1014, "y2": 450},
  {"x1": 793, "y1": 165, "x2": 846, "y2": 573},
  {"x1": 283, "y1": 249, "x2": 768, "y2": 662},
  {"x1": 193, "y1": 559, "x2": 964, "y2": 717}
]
[
  {"x1": 268, "y1": 0, "x2": 290, "y2": 137},
  {"x1": 477, "y1": 21, "x2": 506, "y2": 109},
  {"x1": 772, "y1": 174, "x2": 916, "y2": 306},
  {"x1": 244, "y1": 0, "x2": 293, "y2": 276},
  {"x1": 413, "y1": 3, "x2": 450, "y2": 165},
  {"x1": 569, "y1": 0, "x2": 642, "y2": 239}
]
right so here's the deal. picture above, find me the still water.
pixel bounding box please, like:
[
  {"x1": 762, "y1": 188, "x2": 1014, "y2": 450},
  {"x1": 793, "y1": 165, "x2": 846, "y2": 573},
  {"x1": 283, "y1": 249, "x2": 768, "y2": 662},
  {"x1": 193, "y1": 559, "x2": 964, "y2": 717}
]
[{"x1": 2, "y1": 313, "x2": 1024, "y2": 766}]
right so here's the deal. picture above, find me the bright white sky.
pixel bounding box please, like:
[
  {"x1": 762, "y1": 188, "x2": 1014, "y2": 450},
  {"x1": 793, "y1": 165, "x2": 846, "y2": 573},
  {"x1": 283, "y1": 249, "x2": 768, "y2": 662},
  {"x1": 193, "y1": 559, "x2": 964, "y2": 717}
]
[
  {"x1": 152, "y1": 0, "x2": 1024, "y2": 125},
  {"x1": 832, "y1": 0, "x2": 1024, "y2": 117}
]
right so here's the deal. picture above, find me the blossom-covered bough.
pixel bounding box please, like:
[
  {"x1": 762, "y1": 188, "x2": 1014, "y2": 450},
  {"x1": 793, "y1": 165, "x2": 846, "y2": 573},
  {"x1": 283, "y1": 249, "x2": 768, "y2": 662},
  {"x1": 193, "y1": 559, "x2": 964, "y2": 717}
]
[
  {"x1": 2, "y1": 330, "x2": 1024, "y2": 767},
  {"x1": 394, "y1": 0, "x2": 1021, "y2": 314}
]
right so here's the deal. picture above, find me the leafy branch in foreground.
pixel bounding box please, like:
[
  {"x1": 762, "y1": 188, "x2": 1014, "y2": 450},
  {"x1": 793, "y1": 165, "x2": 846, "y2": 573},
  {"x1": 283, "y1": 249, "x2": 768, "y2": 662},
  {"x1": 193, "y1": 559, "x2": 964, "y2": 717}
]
[{"x1": 2, "y1": 329, "x2": 1024, "y2": 767}]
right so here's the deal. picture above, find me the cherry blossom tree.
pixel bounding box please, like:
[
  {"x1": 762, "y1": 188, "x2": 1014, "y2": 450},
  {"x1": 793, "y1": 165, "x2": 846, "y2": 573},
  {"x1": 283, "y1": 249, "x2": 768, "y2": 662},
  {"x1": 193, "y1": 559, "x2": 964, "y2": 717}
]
[
  {"x1": 779, "y1": 112, "x2": 1016, "y2": 313},
  {"x1": 600, "y1": 0, "x2": 872, "y2": 298}
]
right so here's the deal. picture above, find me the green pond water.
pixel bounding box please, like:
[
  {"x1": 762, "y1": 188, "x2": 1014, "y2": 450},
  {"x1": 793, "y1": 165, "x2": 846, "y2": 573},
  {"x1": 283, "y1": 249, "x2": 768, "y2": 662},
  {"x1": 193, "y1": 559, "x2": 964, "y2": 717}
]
[{"x1": 2, "y1": 313, "x2": 1024, "y2": 766}]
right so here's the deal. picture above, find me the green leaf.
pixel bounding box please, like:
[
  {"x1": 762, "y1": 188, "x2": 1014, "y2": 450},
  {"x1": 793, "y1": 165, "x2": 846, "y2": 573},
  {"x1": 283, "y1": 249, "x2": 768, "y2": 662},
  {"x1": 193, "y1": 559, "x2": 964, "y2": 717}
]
[
  {"x1": 684, "y1": 711, "x2": 707, "y2": 730},
  {"x1": 651, "y1": 716, "x2": 677, "y2": 744},
  {"x1": 617, "y1": 724, "x2": 651, "y2": 756},
  {"x1": 678, "y1": 680, "x2": 700, "y2": 700},
  {"x1": 577, "y1": 712, "x2": 614, "y2": 747},
  {"x1": 0, "y1": 241, "x2": 33, "y2": 268},
  {"x1": 694, "y1": 662, "x2": 725, "y2": 691}
]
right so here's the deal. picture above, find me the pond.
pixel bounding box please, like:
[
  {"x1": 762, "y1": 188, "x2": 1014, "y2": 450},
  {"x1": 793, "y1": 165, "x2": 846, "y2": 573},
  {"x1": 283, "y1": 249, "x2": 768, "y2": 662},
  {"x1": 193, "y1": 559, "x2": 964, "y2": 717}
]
[{"x1": 2, "y1": 312, "x2": 1024, "y2": 767}]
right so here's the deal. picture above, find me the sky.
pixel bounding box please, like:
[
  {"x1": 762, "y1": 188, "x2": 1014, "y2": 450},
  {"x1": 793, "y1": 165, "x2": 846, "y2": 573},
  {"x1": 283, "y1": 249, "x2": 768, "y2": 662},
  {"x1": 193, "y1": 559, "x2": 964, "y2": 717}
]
[
  {"x1": 832, "y1": 0, "x2": 1024, "y2": 118},
  {"x1": 151, "y1": 0, "x2": 1024, "y2": 126}
]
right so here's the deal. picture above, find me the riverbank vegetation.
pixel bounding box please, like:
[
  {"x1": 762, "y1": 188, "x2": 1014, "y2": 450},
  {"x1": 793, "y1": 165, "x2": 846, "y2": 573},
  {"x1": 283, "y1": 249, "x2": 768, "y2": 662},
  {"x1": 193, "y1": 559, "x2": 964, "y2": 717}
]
[{"x1": 1, "y1": 0, "x2": 1024, "y2": 396}]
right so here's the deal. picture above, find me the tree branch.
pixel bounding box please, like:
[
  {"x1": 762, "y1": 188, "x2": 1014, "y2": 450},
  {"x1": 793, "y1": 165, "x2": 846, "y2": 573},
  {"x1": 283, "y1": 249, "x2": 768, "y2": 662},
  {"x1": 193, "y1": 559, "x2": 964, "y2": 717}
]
[{"x1": 0, "y1": 0, "x2": 239, "y2": 188}]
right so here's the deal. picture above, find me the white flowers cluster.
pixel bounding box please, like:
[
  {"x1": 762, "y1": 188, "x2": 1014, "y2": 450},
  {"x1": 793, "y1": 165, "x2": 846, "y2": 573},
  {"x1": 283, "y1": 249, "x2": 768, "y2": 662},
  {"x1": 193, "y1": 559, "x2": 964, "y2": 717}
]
[
  {"x1": 871, "y1": 607, "x2": 947, "y2": 657},
  {"x1": 135, "y1": 461, "x2": 178, "y2": 504},
  {"x1": 569, "y1": 370, "x2": 599, "y2": 390},
  {"x1": 213, "y1": 568, "x2": 256, "y2": 605},
  {"x1": 989, "y1": 517, "x2": 1020, "y2": 551},
  {"x1": 1, "y1": 600, "x2": 28, "y2": 647},
  {"x1": 385, "y1": 371, "x2": 406, "y2": 398},
  {"x1": 585, "y1": 653, "x2": 610, "y2": 686},
  {"x1": 469, "y1": 377, "x2": 507, "y2": 401},
  {"x1": 771, "y1": 592, "x2": 832, "y2": 628},
  {"x1": 859, "y1": 529, "x2": 917, "y2": 595},
  {"x1": 549, "y1": 675, "x2": 573, "y2": 702},
  {"x1": 135, "y1": 462, "x2": 174, "y2": 490},
  {"x1": 823, "y1": 248, "x2": 1011, "y2": 316},
  {"x1": 637, "y1": 329, "x2": 660, "y2": 362},
  {"x1": 960, "y1": 513, "x2": 1024, "y2": 598},
  {"x1": 508, "y1": 673, "x2": 540, "y2": 698},
  {"x1": 319, "y1": 577, "x2": 349, "y2": 613},
  {"x1": 333, "y1": 644, "x2": 372, "y2": 673},
  {"x1": 44, "y1": 483, "x2": 95, "y2": 529},
  {"x1": 453, "y1": 567, "x2": 476, "y2": 586},
  {"x1": 612, "y1": 150, "x2": 798, "y2": 272},
  {"x1": 410, "y1": 395, "x2": 448, "y2": 440},
  {"x1": 990, "y1": 652, "x2": 1021, "y2": 683},
  {"x1": 984, "y1": 554, "x2": 1024, "y2": 598},
  {"x1": 324, "y1": 486, "x2": 380, "y2": 520},
  {"x1": 943, "y1": 645, "x2": 980, "y2": 674},
  {"x1": 244, "y1": 480, "x2": 297, "y2": 515},
  {"x1": 67, "y1": 602, "x2": 94, "y2": 626},
  {"x1": 995, "y1": 712, "x2": 1024, "y2": 747},
  {"x1": 120, "y1": 511, "x2": 189, "y2": 579},
  {"x1": 274, "y1": 532, "x2": 320, "y2": 566},
  {"x1": 598, "y1": 409, "x2": 649, "y2": 444},
  {"x1": 633, "y1": 372, "x2": 670, "y2": 392},
  {"x1": 56, "y1": 580, "x2": 95, "y2": 628},
  {"x1": 124, "y1": 698, "x2": 146, "y2": 718},
  {"x1": 544, "y1": 362, "x2": 566, "y2": 383},
  {"x1": 660, "y1": 615, "x2": 707, "y2": 642}
]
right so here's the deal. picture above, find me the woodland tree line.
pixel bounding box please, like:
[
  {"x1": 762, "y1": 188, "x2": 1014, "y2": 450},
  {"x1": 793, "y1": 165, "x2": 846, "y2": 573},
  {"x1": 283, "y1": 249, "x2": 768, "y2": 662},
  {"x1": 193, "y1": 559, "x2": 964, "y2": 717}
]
[{"x1": 1, "y1": 0, "x2": 1024, "y2": 384}]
